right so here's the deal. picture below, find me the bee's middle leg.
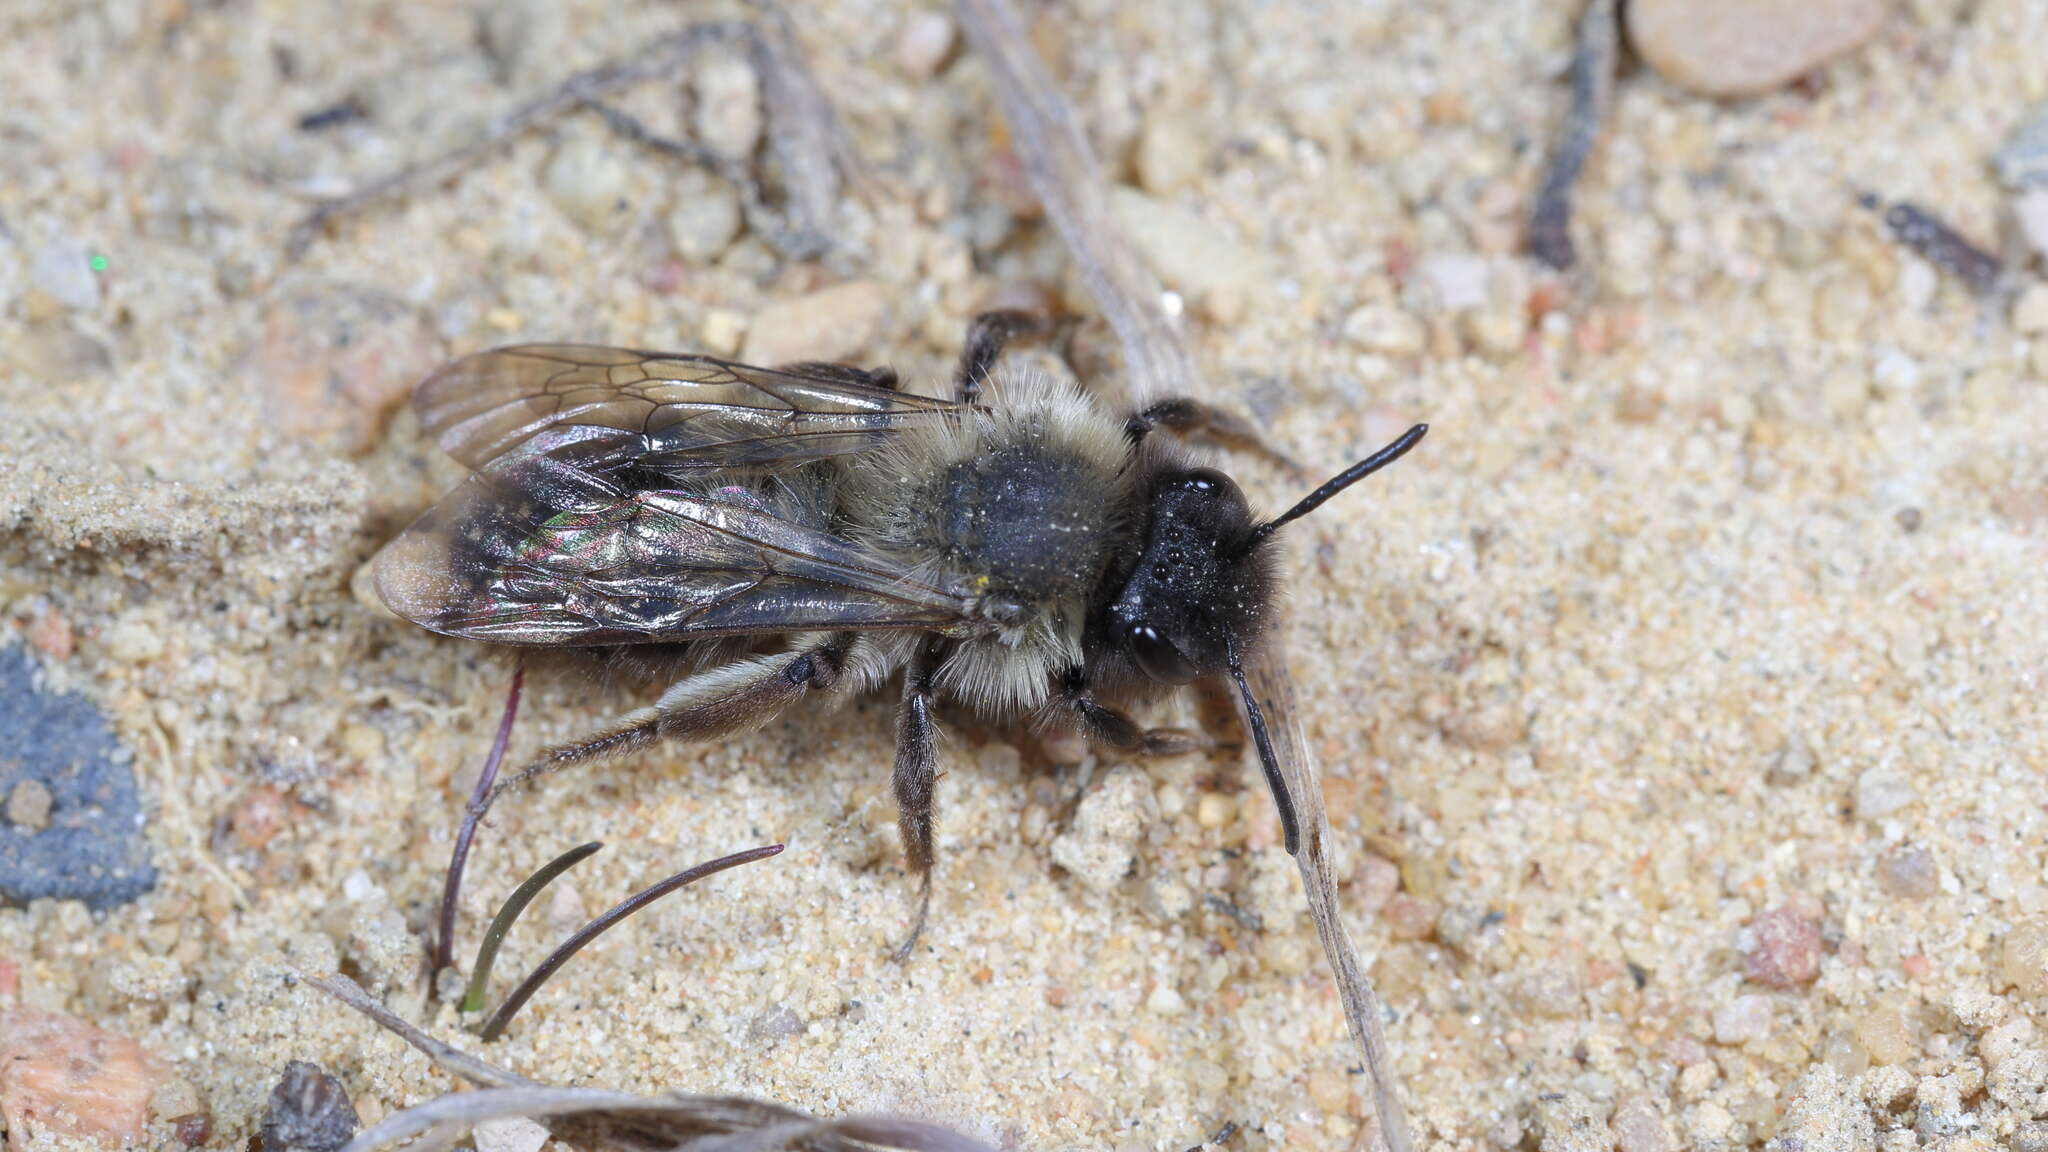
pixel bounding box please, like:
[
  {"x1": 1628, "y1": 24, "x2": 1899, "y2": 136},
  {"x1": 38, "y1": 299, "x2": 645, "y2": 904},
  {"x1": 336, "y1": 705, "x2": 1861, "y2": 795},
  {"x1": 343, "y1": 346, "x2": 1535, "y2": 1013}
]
[{"x1": 490, "y1": 632, "x2": 857, "y2": 805}]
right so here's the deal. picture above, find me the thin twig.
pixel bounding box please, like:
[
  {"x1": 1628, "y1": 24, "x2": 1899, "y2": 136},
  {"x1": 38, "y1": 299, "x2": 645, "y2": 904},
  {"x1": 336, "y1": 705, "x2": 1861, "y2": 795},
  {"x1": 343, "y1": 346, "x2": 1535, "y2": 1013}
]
[
  {"x1": 435, "y1": 663, "x2": 524, "y2": 980},
  {"x1": 1529, "y1": 0, "x2": 1618, "y2": 271},
  {"x1": 286, "y1": 22, "x2": 754, "y2": 258},
  {"x1": 480, "y1": 844, "x2": 786, "y2": 1041},
  {"x1": 304, "y1": 973, "x2": 533, "y2": 1089},
  {"x1": 461, "y1": 840, "x2": 603, "y2": 1014},
  {"x1": 308, "y1": 977, "x2": 998, "y2": 1152}
]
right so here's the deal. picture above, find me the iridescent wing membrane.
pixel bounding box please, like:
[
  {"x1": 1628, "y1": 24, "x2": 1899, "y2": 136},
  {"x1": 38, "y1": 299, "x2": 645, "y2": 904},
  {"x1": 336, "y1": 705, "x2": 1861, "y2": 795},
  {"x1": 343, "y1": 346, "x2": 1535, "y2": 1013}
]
[{"x1": 374, "y1": 344, "x2": 977, "y2": 645}]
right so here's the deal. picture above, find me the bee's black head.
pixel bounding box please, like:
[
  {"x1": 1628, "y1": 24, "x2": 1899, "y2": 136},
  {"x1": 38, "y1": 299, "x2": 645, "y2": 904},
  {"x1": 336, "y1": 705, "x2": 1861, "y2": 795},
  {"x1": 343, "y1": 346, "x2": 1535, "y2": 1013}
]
[
  {"x1": 1109, "y1": 423, "x2": 1430, "y2": 685},
  {"x1": 1102, "y1": 422, "x2": 1427, "y2": 859},
  {"x1": 1108, "y1": 467, "x2": 1270, "y2": 683}
]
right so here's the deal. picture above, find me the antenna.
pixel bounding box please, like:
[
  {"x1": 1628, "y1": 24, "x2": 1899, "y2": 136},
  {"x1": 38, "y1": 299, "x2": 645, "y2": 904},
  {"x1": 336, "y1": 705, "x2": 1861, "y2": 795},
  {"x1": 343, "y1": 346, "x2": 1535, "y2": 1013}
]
[{"x1": 1237, "y1": 423, "x2": 1428, "y2": 553}]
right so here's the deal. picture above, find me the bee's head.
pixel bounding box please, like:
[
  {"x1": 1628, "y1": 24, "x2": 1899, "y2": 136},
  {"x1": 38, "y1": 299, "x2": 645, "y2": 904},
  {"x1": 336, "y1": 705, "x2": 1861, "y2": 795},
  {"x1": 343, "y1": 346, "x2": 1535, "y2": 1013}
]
[
  {"x1": 1108, "y1": 424, "x2": 1429, "y2": 685},
  {"x1": 1104, "y1": 423, "x2": 1426, "y2": 859}
]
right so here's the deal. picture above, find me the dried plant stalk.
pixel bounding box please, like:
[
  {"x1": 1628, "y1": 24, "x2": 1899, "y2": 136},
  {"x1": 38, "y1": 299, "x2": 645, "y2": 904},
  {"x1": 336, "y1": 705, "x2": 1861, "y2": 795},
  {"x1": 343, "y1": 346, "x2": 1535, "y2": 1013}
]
[
  {"x1": 951, "y1": 0, "x2": 1198, "y2": 406},
  {"x1": 307, "y1": 975, "x2": 994, "y2": 1152}
]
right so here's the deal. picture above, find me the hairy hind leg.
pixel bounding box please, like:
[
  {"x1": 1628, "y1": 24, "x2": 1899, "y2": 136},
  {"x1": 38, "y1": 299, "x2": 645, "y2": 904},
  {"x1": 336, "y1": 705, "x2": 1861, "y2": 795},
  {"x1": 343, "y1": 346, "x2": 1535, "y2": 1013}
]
[{"x1": 488, "y1": 632, "x2": 856, "y2": 809}]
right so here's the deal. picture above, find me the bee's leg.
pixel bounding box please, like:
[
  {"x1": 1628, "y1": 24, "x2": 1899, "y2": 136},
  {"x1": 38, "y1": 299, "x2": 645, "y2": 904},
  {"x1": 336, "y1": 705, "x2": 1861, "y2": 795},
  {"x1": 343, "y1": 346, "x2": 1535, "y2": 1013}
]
[
  {"x1": 489, "y1": 633, "x2": 855, "y2": 806},
  {"x1": 1055, "y1": 667, "x2": 1215, "y2": 756},
  {"x1": 890, "y1": 635, "x2": 947, "y2": 961},
  {"x1": 954, "y1": 309, "x2": 1047, "y2": 404},
  {"x1": 1125, "y1": 398, "x2": 1302, "y2": 476}
]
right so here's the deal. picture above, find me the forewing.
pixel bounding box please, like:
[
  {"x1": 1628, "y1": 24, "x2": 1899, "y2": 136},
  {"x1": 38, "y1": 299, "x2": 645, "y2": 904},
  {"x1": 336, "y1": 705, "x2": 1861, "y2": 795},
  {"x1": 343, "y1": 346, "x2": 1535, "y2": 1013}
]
[
  {"x1": 414, "y1": 343, "x2": 961, "y2": 471},
  {"x1": 374, "y1": 425, "x2": 974, "y2": 645}
]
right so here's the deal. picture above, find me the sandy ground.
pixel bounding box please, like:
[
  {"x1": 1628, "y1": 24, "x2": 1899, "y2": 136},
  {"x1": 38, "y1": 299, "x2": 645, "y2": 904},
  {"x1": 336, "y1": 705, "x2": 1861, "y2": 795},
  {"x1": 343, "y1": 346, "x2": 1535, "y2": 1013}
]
[{"x1": 2, "y1": 0, "x2": 2046, "y2": 1149}]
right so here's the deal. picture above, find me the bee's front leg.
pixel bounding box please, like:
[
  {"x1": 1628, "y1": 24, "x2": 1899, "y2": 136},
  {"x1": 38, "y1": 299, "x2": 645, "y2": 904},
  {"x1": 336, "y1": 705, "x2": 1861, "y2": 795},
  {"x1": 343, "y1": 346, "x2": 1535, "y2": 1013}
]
[{"x1": 1054, "y1": 667, "x2": 1214, "y2": 756}]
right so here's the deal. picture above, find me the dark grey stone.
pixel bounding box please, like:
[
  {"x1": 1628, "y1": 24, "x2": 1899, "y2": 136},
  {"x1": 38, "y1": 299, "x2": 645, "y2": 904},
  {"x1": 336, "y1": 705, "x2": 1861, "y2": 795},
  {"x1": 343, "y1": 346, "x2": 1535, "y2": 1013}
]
[
  {"x1": 0, "y1": 645, "x2": 156, "y2": 909},
  {"x1": 259, "y1": 1060, "x2": 359, "y2": 1152}
]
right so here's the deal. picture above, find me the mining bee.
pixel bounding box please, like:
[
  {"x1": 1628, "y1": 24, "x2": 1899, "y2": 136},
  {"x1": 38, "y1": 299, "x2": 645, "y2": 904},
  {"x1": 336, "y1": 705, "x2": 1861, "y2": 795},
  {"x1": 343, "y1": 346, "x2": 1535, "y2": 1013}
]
[{"x1": 374, "y1": 310, "x2": 1425, "y2": 943}]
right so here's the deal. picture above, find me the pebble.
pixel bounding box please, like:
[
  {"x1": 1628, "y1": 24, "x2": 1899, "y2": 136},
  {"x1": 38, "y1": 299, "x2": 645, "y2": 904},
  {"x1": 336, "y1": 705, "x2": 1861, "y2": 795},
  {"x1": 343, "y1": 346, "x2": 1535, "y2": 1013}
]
[
  {"x1": 26, "y1": 606, "x2": 75, "y2": 663},
  {"x1": 1854, "y1": 765, "x2": 1916, "y2": 820},
  {"x1": 894, "y1": 11, "x2": 957, "y2": 80},
  {"x1": 1854, "y1": 994, "x2": 1919, "y2": 1065},
  {"x1": 1355, "y1": 853, "x2": 1400, "y2": 915},
  {"x1": 740, "y1": 281, "x2": 889, "y2": 366},
  {"x1": 1049, "y1": 766, "x2": 1154, "y2": 893},
  {"x1": 477, "y1": 0, "x2": 565, "y2": 86},
  {"x1": 2015, "y1": 189, "x2": 2048, "y2": 261},
  {"x1": 474, "y1": 1117, "x2": 550, "y2": 1152},
  {"x1": 2013, "y1": 283, "x2": 2048, "y2": 335},
  {"x1": 1743, "y1": 906, "x2": 1823, "y2": 987},
  {"x1": 1713, "y1": 993, "x2": 1774, "y2": 1044},
  {"x1": 29, "y1": 237, "x2": 101, "y2": 312},
  {"x1": 1109, "y1": 187, "x2": 1273, "y2": 301},
  {"x1": 4, "y1": 780, "x2": 51, "y2": 831},
  {"x1": 1194, "y1": 791, "x2": 1236, "y2": 831},
  {"x1": 1342, "y1": 305, "x2": 1427, "y2": 357},
  {"x1": 1773, "y1": 1065, "x2": 1873, "y2": 1152},
  {"x1": 1418, "y1": 253, "x2": 1490, "y2": 311},
  {"x1": 694, "y1": 54, "x2": 763, "y2": 159},
  {"x1": 1610, "y1": 1092, "x2": 1674, "y2": 1152},
  {"x1": 666, "y1": 168, "x2": 743, "y2": 262},
  {"x1": 247, "y1": 283, "x2": 443, "y2": 455},
  {"x1": 1995, "y1": 103, "x2": 2048, "y2": 189},
  {"x1": 699, "y1": 308, "x2": 746, "y2": 356},
  {"x1": 1626, "y1": 0, "x2": 1887, "y2": 98},
  {"x1": 1533, "y1": 1091, "x2": 1608, "y2": 1152},
  {"x1": 0, "y1": 1008, "x2": 172, "y2": 1146},
  {"x1": 542, "y1": 129, "x2": 638, "y2": 234},
  {"x1": 0, "y1": 647, "x2": 156, "y2": 909},
  {"x1": 1135, "y1": 113, "x2": 1205, "y2": 196},
  {"x1": 746, "y1": 1003, "x2": 808, "y2": 1043},
  {"x1": 1768, "y1": 735, "x2": 1816, "y2": 785},
  {"x1": 258, "y1": 1061, "x2": 358, "y2": 1152},
  {"x1": 1877, "y1": 844, "x2": 1939, "y2": 899},
  {"x1": 2002, "y1": 918, "x2": 2048, "y2": 998}
]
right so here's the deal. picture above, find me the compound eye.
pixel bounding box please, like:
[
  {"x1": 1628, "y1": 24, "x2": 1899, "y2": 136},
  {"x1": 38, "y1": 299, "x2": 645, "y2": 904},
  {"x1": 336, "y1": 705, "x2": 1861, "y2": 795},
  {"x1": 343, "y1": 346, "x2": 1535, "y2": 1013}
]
[
  {"x1": 1178, "y1": 468, "x2": 1231, "y2": 494},
  {"x1": 1125, "y1": 622, "x2": 1199, "y2": 684}
]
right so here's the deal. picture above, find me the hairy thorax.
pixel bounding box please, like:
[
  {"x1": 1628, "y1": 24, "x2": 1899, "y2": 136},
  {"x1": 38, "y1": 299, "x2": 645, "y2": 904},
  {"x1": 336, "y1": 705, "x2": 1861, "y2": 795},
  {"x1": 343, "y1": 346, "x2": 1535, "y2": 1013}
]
[{"x1": 838, "y1": 371, "x2": 1135, "y2": 715}]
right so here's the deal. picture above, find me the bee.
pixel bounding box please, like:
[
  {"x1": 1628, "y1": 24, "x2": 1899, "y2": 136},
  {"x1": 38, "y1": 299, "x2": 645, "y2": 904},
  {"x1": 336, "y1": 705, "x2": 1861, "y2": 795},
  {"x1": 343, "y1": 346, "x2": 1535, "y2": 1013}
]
[{"x1": 374, "y1": 310, "x2": 1425, "y2": 944}]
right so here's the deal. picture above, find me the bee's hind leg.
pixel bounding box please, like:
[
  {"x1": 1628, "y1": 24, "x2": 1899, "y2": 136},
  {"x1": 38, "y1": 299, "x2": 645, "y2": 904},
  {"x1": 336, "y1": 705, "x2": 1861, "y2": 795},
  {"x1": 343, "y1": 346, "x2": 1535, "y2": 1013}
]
[
  {"x1": 890, "y1": 636, "x2": 947, "y2": 962},
  {"x1": 954, "y1": 309, "x2": 1047, "y2": 404},
  {"x1": 488, "y1": 632, "x2": 857, "y2": 808}
]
